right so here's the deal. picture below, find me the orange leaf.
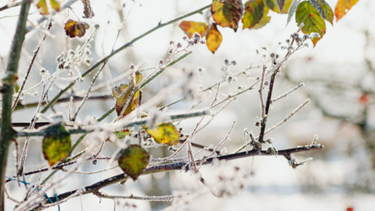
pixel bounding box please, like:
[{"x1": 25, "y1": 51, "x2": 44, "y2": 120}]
[
  {"x1": 81, "y1": 0, "x2": 95, "y2": 18},
  {"x1": 36, "y1": 0, "x2": 49, "y2": 15},
  {"x1": 64, "y1": 19, "x2": 90, "y2": 38},
  {"x1": 206, "y1": 24, "x2": 223, "y2": 53},
  {"x1": 334, "y1": 0, "x2": 359, "y2": 22},
  {"x1": 179, "y1": 21, "x2": 208, "y2": 38},
  {"x1": 211, "y1": 0, "x2": 243, "y2": 32}
]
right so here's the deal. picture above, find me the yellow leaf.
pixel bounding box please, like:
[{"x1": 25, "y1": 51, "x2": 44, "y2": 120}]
[
  {"x1": 36, "y1": 0, "x2": 49, "y2": 15},
  {"x1": 50, "y1": 0, "x2": 61, "y2": 11},
  {"x1": 206, "y1": 24, "x2": 223, "y2": 53},
  {"x1": 42, "y1": 124, "x2": 71, "y2": 166},
  {"x1": 145, "y1": 123, "x2": 180, "y2": 146}
]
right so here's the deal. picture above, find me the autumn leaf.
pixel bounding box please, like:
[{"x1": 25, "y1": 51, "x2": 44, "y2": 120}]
[
  {"x1": 264, "y1": 0, "x2": 280, "y2": 13},
  {"x1": 335, "y1": 0, "x2": 359, "y2": 22},
  {"x1": 242, "y1": 0, "x2": 265, "y2": 29},
  {"x1": 36, "y1": 0, "x2": 49, "y2": 15},
  {"x1": 206, "y1": 24, "x2": 223, "y2": 53},
  {"x1": 64, "y1": 19, "x2": 90, "y2": 38},
  {"x1": 81, "y1": 0, "x2": 95, "y2": 18},
  {"x1": 118, "y1": 145, "x2": 149, "y2": 180},
  {"x1": 310, "y1": 0, "x2": 334, "y2": 25},
  {"x1": 295, "y1": 1, "x2": 326, "y2": 46},
  {"x1": 252, "y1": 7, "x2": 271, "y2": 29},
  {"x1": 112, "y1": 72, "x2": 143, "y2": 118},
  {"x1": 211, "y1": 0, "x2": 243, "y2": 32},
  {"x1": 42, "y1": 124, "x2": 71, "y2": 166},
  {"x1": 50, "y1": 0, "x2": 60, "y2": 12},
  {"x1": 145, "y1": 123, "x2": 180, "y2": 146},
  {"x1": 179, "y1": 21, "x2": 208, "y2": 38}
]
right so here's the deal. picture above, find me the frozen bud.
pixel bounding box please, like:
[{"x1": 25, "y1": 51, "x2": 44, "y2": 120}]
[
  {"x1": 68, "y1": 49, "x2": 75, "y2": 56},
  {"x1": 310, "y1": 32, "x2": 320, "y2": 38},
  {"x1": 159, "y1": 59, "x2": 164, "y2": 65},
  {"x1": 270, "y1": 53, "x2": 275, "y2": 58},
  {"x1": 231, "y1": 60, "x2": 236, "y2": 66},
  {"x1": 176, "y1": 42, "x2": 182, "y2": 48},
  {"x1": 193, "y1": 32, "x2": 201, "y2": 39},
  {"x1": 129, "y1": 64, "x2": 135, "y2": 69},
  {"x1": 200, "y1": 40, "x2": 206, "y2": 45},
  {"x1": 169, "y1": 40, "x2": 175, "y2": 45},
  {"x1": 94, "y1": 24, "x2": 100, "y2": 29},
  {"x1": 224, "y1": 59, "x2": 229, "y2": 65},
  {"x1": 86, "y1": 44, "x2": 91, "y2": 49},
  {"x1": 228, "y1": 76, "x2": 232, "y2": 82},
  {"x1": 264, "y1": 81, "x2": 269, "y2": 86},
  {"x1": 188, "y1": 40, "x2": 194, "y2": 45},
  {"x1": 293, "y1": 32, "x2": 299, "y2": 38},
  {"x1": 255, "y1": 121, "x2": 260, "y2": 127},
  {"x1": 40, "y1": 68, "x2": 47, "y2": 74},
  {"x1": 84, "y1": 59, "x2": 91, "y2": 66},
  {"x1": 168, "y1": 48, "x2": 173, "y2": 54},
  {"x1": 303, "y1": 34, "x2": 310, "y2": 40},
  {"x1": 275, "y1": 54, "x2": 279, "y2": 59},
  {"x1": 281, "y1": 46, "x2": 288, "y2": 50},
  {"x1": 286, "y1": 39, "x2": 290, "y2": 44},
  {"x1": 182, "y1": 36, "x2": 188, "y2": 41}
]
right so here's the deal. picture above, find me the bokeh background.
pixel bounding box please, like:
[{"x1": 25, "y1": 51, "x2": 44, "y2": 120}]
[{"x1": 1, "y1": 0, "x2": 375, "y2": 210}]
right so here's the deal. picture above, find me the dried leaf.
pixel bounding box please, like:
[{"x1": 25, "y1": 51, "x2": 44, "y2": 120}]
[
  {"x1": 334, "y1": 0, "x2": 359, "y2": 22},
  {"x1": 206, "y1": 24, "x2": 223, "y2": 53},
  {"x1": 242, "y1": 0, "x2": 265, "y2": 29},
  {"x1": 112, "y1": 72, "x2": 143, "y2": 118},
  {"x1": 64, "y1": 19, "x2": 90, "y2": 38},
  {"x1": 42, "y1": 124, "x2": 71, "y2": 166},
  {"x1": 145, "y1": 123, "x2": 180, "y2": 146},
  {"x1": 295, "y1": 1, "x2": 326, "y2": 46},
  {"x1": 118, "y1": 145, "x2": 149, "y2": 180},
  {"x1": 36, "y1": 0, "x2": 49, "y2": 15},
  {"x1": 211, "y1": 0, "x2": 243, "y2": 32},
  {"x1": 81, "y1": 0, "x2": 95, "y2": 18},
  {"x1": 179, "y1": 21, "x2": 208, "y2": 38}
]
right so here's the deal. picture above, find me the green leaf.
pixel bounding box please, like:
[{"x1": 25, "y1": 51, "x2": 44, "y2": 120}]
[
  {"x1": 334, "y1": 0, "x2": 359, "y2": 22},
  {"x1": 112, "y1": 72, "x2": 143, "y2": 118},
  {"x1": 42, "y1": 124, "x2": 71, "y2": 166},
  {"x1": 309, "y1": 0, "x2": 334, "y2": 25},
  {"x1": 264, "y1": 0, "x2": 280, "y2": 13},
  {"x1": 179, "y1": 21, "x2": 208, "y2": 38},
  {"x1": 145, "y1": 123, "x2": 180, "y2": 146},
  {"x1": 252, "y1": 7, "x2": 271, "y2": 29},
  {"x1": 206, "y1": 24, "x2": 223, "y2": 53},
  {"x1": 118, "y1": 145, "x2": 150, "y2": 180},
  {"x1": 36, "y1": 0, "x2": 49, "y2": 15},
  {"x1": 286, "y1": 0, "x2": 300, "y2": 26},
  {"x1": 211, "y1": 0, "x2": 244, "y2": 32},
  {"x1": 295, "y1": 1, "x2": 326, "y2": 46},
  {"x1": 242, "y1": 0, "x2": 265, "y2": 29}
]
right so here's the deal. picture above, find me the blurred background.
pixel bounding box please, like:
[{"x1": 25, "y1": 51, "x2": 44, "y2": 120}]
[{"x1": 1, "y1": 0, "x2": 375, "y2": 210}]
